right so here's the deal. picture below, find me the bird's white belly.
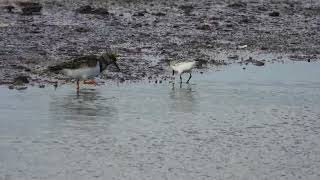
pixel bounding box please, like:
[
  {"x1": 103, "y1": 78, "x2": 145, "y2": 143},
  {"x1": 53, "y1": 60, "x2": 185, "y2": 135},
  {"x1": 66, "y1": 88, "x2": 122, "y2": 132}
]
[
  {"x1": 62, "y1": 65, "x2": 100, "y2": 80},
  {"x1": 172, "y1": 61, "x2": 196, "y2": 74}
]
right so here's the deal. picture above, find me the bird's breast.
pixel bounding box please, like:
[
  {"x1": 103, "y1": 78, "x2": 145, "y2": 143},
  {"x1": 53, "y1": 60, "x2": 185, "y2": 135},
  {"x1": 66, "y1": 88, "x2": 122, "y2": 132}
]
[{"x1": 62, "y1": 63, "x2": 100, "y2": 79}]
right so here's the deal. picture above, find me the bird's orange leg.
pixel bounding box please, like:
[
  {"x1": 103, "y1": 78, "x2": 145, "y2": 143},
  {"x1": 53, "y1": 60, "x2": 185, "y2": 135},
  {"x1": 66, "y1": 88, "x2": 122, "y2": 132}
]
[{"x1": 83, "y1": 79, "x2": 97, "y2": 86}]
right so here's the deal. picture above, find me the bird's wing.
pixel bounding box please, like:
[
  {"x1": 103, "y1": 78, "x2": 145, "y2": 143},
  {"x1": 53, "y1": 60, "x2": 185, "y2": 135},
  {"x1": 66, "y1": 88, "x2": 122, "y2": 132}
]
[{"x1": 48, "y1": 55, "x2": 99, "y2": 72}]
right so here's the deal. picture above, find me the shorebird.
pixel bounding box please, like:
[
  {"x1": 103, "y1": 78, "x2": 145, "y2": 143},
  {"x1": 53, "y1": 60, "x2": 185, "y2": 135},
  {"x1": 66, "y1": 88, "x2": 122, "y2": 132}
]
[
  {"x1": 170, "y1": 59, "x2": 196, "y2": 83},
  {"x1": 48, "y1": 52, "x2": 120, "y2": 91}
]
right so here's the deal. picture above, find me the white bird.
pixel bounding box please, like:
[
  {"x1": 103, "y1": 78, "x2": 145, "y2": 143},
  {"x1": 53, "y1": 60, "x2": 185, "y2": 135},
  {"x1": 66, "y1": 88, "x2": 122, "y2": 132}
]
[{"x1": 170, "y1": 59, "x2": 196, "y2": 83}]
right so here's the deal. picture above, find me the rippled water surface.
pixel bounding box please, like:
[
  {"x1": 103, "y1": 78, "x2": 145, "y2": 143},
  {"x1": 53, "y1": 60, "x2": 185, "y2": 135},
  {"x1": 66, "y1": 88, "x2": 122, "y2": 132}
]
[{"x1": 1, "y1": 62, "x2": 320, "y2": 180}]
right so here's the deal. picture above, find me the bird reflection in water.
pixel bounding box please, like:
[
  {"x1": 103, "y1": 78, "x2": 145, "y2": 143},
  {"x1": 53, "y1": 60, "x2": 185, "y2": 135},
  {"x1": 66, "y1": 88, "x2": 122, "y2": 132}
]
[
  {"x1": 50, "y1": 88, "x2": 117, "y2": 122},
  {"x1": 169, "y1": 83, "x2": 198, "y2": 113}
]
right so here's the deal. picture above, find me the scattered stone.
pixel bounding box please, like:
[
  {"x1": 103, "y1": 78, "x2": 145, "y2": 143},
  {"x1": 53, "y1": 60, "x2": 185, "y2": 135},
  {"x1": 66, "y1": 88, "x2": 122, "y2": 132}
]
[
  {"x1": 4, "y1": 5, "x2": 15, "y2": 13},
  {"x1": 228, "y1": 2, "x2": 247, "y2": 8},
  {"x1": 76, "y1": 5, "x2": 92, "y2": 14},
  {"x1": 119, "y1": 77, "x2": 125, "y2": 83},
  {"x1": 75, "y1": 27, "x2": 90, "y2": 33},
  {"x1": 254, "y1": 60, "x2": 265, "y2": 66},
  {"x1": 261, "y1": 46, "x2": 268, "y2": 50},
  {"x1": 238, "y1": 44, "x2": 248, "y2": 49},
  {"x1": 152, "y1": 12, "x2": 166, "y2": 16},
  {"x1": 196, "y1": 24, "x2": 211, "y2": 30},
  {"x1": 76, "y1": 5, "x2": 109, "y2": 15},
  {"x1": 133, "y1": 11, "x2": 146, "y2": 17},
  {"x1": 15, "y1": 86, "x2": 28, "y2": 90},
  {"x1": 13, "y1": 76, "x2": 29, "y2": 85},
  {"x1": 258, "y1": 6, "x2": 268, "y2": 11},
  {"x1": 269, "y1": 11, "x2": 280, "y2": 17},
  {"x1": 53, "y1": 82, "x2": 58, "y2": 89},
  {"x1": 228, "y1": 55, "x2": 239, "y2": 60},
  {"x1": 179, "y1": 5, "x2": 194, "y2": 15},
  {"x1": 11, "y1": 65, "x2": 31, "y2": 72},
  {"x1": 8, "y1": 85, "x2": 14, "y2": 90},
  {"x1": 39, "y1": 84, "x2": 45, "y2": 88}
]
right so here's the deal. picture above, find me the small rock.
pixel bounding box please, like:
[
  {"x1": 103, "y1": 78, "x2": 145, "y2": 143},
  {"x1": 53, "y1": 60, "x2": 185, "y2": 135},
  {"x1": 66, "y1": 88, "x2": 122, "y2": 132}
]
[
  {"x1": 261, "y1": 46, "x2": 268, "y2": 50},
  {"x1": 76, "y1": 5, "x2": 109, "y2": 15},
  {"x1": 8, "y1": 85, "x2": 14, "y2": 90},
  {"x1": 15, "y1": 86, "x2": 28, "y2": 90},
  {"x1": 228, "y1": 55, "x2": 239, "y2": 60},
  {"x1": 228, "y1": 2, "x2": 247, "y2": 8},
  {"x1": 94, "y1": 8, "x2": 109, "y2": 15},
  {"x1": 254, "y1": 61, "x2": 265, "y2": 66},
  {"x1": 152, "y1": 12, "x2": 166, "y2": 16},
  {"x1": 196, "y1": 24, "x2": 211, "y2": 30},
  {"x1": 75, "y1": 27, "x2": 90, "y2": 33},
  {"x1": 39, "y1": 84, "x2": 45, "y2": 88},
  {"x1": 179, "y1": 5, "x2": 194, "y2": 15},
  {"x1": 258, "y1": 6, "x2": 268, "y2": 11},
  {"x1": 19, "y1": 2, "x2": 42, "y2": 15},
  {"x1": 269, "y1": 11, "x2": 280, "y2": 17},
  {"x1": 119, "y1": 78, "x2": 125, "y2": 83},
  {"x1": 53, "y1": 82, "x2": 58, "y2": 89},
  {"x1": 76, "y1": 5, "x2": 93, "y2": 14},
  {"x1": 133, "y1": 11, "x2": 146, "y2": 17},
  {"x1": 307, "y1": 59, "x2": 311, "y2": 62},
  {"x1": 238, "y1": 45, "x2": 248, "y2": 49},
  {"x1": 4, "y1": 5, "x2": 15, "y2": 13}
]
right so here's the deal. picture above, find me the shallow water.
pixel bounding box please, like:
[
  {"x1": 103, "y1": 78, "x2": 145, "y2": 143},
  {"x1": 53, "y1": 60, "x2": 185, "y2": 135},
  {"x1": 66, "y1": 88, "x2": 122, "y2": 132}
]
[{"x1": 1, "y1": 62, "x2": 320, "y2": 180}]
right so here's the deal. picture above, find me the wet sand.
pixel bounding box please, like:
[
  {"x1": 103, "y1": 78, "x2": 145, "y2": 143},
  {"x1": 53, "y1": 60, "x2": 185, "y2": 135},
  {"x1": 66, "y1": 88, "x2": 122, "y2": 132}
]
[{"x1": 1, "y1": 62, "x2": 320, "y2": 179}]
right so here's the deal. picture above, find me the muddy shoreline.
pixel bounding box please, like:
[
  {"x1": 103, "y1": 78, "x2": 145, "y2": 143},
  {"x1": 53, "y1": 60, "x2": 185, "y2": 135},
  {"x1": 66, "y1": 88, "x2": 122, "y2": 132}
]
[{"x1": 0, "y1": 0, "x2": 319, "y2": 85}]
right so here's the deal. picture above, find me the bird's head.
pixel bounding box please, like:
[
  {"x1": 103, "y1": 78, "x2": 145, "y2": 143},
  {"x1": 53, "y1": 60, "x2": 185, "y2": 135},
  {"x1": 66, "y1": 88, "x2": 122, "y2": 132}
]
[{"x1": 101, "y1": 52, "x2": 121, "y2": 72}]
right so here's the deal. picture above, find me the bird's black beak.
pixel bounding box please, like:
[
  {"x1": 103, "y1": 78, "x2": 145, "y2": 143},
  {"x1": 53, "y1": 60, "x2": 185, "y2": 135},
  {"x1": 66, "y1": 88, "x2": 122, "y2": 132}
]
[
  {"x1": 113, "y1": 62, "x2": 121, "y2": 72},
  {"x1": 172, "y1": 70, "x2": 175, "y2": 76}
]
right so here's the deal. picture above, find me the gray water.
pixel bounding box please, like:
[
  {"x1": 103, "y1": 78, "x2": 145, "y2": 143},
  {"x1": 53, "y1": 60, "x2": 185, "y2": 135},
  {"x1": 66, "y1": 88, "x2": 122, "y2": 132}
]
[{"x1": 1, "y1": 62, "x2": 320, "y2": 180}]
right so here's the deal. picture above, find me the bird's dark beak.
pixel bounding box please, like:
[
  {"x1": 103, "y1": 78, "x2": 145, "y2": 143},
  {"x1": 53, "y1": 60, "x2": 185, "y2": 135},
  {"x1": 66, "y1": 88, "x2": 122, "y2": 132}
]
[
  {"x1": 172, "y1": 70, "x2": 175, "y2": 76},
  {"x1": 113, "y1": 62, "x2": 121, "y2": 72}
]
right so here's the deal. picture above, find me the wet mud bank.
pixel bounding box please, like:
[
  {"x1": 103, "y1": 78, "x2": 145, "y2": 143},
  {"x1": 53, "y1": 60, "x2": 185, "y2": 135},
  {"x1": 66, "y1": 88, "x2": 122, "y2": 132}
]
[{"x1": 0, "y1": 0, "x2": 319, "y2": 85}]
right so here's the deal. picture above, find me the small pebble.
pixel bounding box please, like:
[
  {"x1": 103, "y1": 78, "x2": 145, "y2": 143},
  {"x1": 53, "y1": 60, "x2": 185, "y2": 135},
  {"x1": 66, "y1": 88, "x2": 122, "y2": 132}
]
[
  {"x1": 15, "y1": 86, "x2": 27, "y2": 90},
  {"x1": 8, "y1": 85, "x2": 14, "y2": 90}
]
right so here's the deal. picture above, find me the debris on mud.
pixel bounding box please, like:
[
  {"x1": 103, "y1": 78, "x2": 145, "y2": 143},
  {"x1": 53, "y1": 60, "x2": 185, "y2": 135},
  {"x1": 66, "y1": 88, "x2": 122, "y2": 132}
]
[
  {"x1": 13, "y1": 75, "x2": 29, "y2": 85},
  {"x1": 243, "y1": 57, "x2": 265, "y2": 66},
  {"x1": 254, "y1": 60, "x2": 265, "y2": 66},
  {"x1": 19, "y1": 2, "x2": 42, "y2": 15},
  {"x1": 227, "y1": 2, "x2": 247, "y2": 8},
  {"x1": 76, "y1": 5, "x2": 109, "y2": 16},
  {"x1": 269, "y1": 11, "x2": 280, "y2": 17}
]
